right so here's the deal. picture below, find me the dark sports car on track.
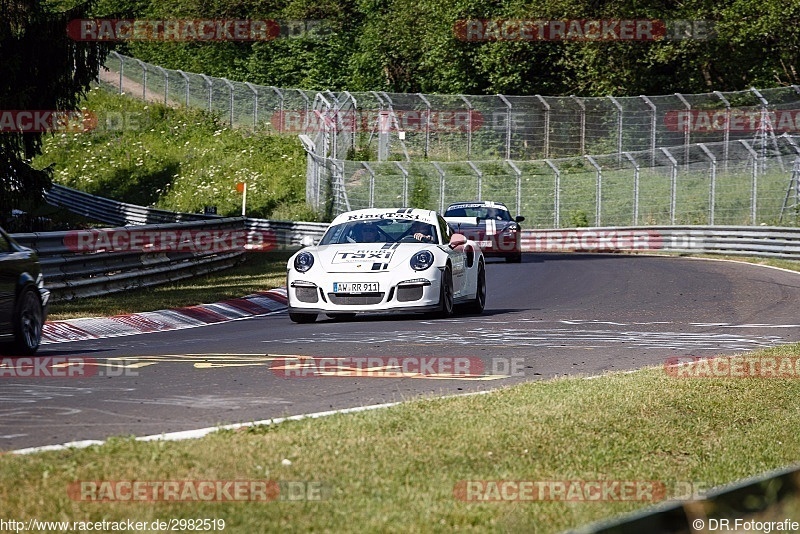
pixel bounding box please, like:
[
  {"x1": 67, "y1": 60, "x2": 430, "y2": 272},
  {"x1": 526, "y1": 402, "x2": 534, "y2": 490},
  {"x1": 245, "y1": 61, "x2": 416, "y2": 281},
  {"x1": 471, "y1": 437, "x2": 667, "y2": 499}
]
[
  {"x1": 443, "y1": 201, "x2": 525, "y2": 263},
  {"x1": 0, "y1": 227, "x2": 50, "y2": 355}
]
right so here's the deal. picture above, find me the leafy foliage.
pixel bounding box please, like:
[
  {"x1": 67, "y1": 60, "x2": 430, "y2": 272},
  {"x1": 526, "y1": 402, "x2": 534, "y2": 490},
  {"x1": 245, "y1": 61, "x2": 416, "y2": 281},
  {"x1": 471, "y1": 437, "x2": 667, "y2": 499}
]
[
  {"x1": 0, "y1": 0, "x2": 113, "y2": 220},
  {"x1": 105, "y1": 0, "x2": 800, "y2": 96}
]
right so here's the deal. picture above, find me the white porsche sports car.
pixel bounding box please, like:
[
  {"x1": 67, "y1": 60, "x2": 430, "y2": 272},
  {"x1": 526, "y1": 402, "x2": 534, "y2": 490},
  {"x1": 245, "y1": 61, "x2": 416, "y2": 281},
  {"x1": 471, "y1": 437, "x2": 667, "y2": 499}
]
[{"x1": 286, "y1": 208, "x2": 486, "y2": 323}]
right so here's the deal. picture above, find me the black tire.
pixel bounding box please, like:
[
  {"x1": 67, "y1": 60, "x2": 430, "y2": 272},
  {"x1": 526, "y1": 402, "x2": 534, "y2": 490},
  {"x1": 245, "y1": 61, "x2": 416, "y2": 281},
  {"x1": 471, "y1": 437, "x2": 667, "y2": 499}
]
[
  {"x1": 11, "y1": 286, "x2": 43, "y2": 355},
  {"x1": 463, "y1": 262, "x2": 486, "y2": 314},
  {"x1": 289, "y1": 312, "x2": 317, "y2": 324},
  {"x1": 435, "y1": 266, "x2": 454, "y2": 318}
]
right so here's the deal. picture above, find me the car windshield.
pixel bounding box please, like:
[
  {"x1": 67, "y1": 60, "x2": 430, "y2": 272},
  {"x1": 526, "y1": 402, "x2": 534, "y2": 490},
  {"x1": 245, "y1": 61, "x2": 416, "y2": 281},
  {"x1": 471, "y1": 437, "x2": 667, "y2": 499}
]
[
  {"x1": 319, "y1": 219, "x2": 439, "y2": 245},
  {"x1": 445, "y1": 205, "x2": 512, "y2": 221}
]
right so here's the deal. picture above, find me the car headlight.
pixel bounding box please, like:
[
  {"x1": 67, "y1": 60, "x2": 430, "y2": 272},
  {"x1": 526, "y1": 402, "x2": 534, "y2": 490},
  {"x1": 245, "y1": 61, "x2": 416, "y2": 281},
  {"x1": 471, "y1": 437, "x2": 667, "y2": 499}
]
[
  {"x1": 501, "y1": 225, "x2": 519, "y2": 234},
  {"x1": 294, "y1": 252, "x2": 315, "y2": 273},
  {"x1": 410, "y1": 250, "x2": 434, "y2": 271}
]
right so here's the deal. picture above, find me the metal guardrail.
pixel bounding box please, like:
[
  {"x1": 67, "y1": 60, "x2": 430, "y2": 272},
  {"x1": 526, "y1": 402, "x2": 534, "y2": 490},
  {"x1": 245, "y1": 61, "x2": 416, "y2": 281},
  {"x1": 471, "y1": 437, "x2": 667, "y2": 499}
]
[
  {"x1": 47, "y1": 183, "x2": 328, "y2": 247},
  {"x1": 46, "y1": 184, "x2": 218, "y2": 226},
  {"x1": 521, "y1": 225, "x2": 800, "y2": 259},
  {"x1": 571, "y1": 464, "x2": 800, "y2": 533},
  {"x1": 12, "y1": 218, "x2": 248, "y2": 301}
]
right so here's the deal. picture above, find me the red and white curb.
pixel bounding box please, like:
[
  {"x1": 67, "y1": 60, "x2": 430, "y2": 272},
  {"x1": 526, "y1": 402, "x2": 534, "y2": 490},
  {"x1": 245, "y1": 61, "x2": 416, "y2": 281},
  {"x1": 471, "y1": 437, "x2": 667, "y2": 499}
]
[{"x1": 41, "y1": 288, "x2": 288, "y2": 345}]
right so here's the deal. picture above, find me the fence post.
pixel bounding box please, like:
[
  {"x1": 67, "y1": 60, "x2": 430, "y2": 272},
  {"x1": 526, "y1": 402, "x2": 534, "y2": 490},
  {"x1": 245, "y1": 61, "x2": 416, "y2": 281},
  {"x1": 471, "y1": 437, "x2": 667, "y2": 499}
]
[
  {"x1": 154, "y1": 66, "x2": 168, "y2": 105},
  {"x1": 739, "y1": 140, "x2": 759, "y2": 224},
  {"x1": 271, "y1": 87, "x2": 284, "y2": 133},
  {"x1": 371, "y1": 91, "x2": 388, "y2": 161},
  {"x1": 506, "y1": 159, "x2": 523, "y2": 216},
  {"x1": 177, "y1": 70, "x2": 190, "y2": 107},
  {"x1": 623, "y1": 152, "x2": 640, "y2": 225},
  {"x1": 713, "y1": 91, "x2": 731, "y2": 171},
  {"x1": 417, "y1": 93, "x2": 431, "y2": 158},
  {"x1": 221, "y1": 78, "x2": 235, "y2": 126},
  {"x1": 641, "y1": 95, "x2": 657, "y2": 166},
  {"x1": 586, "y1": 155, "x2": 602, "y2": 225},
  {"x1": 342, "y1": 91, "x2": 358, "y2": 159},
  {"x1": 297, "y1": 90, "x2": 310, "y2": 131},
  {"x1": 200, "y1": 74, "x2": 213, "y2": 112},
  {"x1": 572, "y1": 95, "x2": 586, "y2": 155},
  {"x1": 110, "y1": 51, "x2": 123, "y2": 94},
  {"x1": 460, "y1": 95, "x2": 473, "y2": 158},
  {"x1": 609, "y1": 96, "x2": 623, "y2": 164},
  {"x1": 498, "y1": 94, "x2": 513, "y2": 159},
  {"x1": 675, "y1": 93, "x2": 692, "y2": 165},
  {"x1": 661, "y1": 148, "x2": 678, "y2": 224},
  {"x1": 362, "y1": 162, "x2": 376, "y2": 208},
  {"x1": 395, "y1": 162, "x2": 409, "y2": 206},
  {"x1": 536, "y1": 95, "x2": 551, "y2": 158},
  {"x1": 245, "y1": 83, "x2": 259, "y2": 130},
  {"x1": 467, "y1": 161, "x2": 483, "y2": 200},
  {"x1": 698, "y1": 143, "x2": 717, "y2": 225},
  {"x1": 750, "y1": 87, "x2": 772, "y2": 175},
  {"x1": 432, "y1": 162, "x2": 446, "y2": 213},
  {"x1": 135, "y1": 59, "x2": 147, "y2": 101},
  {"x1": 545, "y1": 159, "x2": 560, "y2": 228}
]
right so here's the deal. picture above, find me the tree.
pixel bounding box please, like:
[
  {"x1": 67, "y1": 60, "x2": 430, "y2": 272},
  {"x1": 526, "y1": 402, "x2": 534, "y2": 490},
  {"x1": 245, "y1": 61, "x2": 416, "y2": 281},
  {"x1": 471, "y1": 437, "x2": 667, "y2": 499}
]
[{"x1": 0, "y1": 0, "x2": 113, "y2": 223}]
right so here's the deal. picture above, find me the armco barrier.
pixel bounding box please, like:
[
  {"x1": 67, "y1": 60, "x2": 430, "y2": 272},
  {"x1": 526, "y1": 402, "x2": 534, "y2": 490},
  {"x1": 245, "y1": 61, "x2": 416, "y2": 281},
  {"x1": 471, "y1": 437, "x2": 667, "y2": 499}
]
[
  {"x1": 521, "y1": 226, "x2": 800, "y2": 259},
  {"x1": 46, "y1": 184, "x2": 218, "y2": 226},
  {"x1": 46, "y1": 184, "x2": 329, "y2": 249},
  {"x1": 12, "y1": 218, "x2": 250, "y2": 301},
  {"x1": 571, "y1": 464, "x2": 800, "y2": 534}
]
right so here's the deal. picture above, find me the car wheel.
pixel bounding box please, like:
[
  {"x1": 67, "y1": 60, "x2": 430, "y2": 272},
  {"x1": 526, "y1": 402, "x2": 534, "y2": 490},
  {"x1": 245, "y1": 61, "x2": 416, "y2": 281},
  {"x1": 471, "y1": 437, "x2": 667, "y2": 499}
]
[
  {"x1": 289, "y1": 312, "x2": 318, "y2": 324},
  {"x1": 12, "y1": 286, "x2": 43, "y2": 355},
  {"x1": 464, "y1": 261, "x2": 486, "y2": 314},
  {"x1": 435, "y1": 266, "x2": 454, "y2": 318}
]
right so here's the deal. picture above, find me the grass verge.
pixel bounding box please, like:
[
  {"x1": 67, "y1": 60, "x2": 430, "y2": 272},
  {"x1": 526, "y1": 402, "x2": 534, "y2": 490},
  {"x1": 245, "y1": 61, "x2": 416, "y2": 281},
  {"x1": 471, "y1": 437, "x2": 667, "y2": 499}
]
[
  {"x1": 33, "y1": 86, "x2": 316, "y2": 221},
  {"x1": 2, "y1": 345, "x2": 800, "y2": 531}
]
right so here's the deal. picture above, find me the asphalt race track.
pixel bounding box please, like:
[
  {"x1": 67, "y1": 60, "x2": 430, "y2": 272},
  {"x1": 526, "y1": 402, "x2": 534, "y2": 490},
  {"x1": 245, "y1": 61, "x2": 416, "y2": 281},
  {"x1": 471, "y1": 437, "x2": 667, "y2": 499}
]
[{"x1": 3, "y1": 253, "x2": 800, "y2": 451}]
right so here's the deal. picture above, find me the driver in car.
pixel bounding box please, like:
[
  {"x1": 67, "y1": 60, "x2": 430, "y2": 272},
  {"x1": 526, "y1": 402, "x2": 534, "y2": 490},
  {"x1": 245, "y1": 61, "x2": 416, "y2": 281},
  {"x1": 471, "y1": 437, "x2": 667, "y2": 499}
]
[
  {"x1": 357, "y1": 222, "x2": 382, "y2": 243},
  {"x1": 410, "y1": 221, "x2": 434, "y2": 242}
]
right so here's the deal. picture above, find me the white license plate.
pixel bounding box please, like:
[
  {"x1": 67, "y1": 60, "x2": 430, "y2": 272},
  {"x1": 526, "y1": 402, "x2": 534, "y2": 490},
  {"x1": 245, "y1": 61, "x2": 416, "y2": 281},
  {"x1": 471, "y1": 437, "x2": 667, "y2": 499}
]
[
  {"x1": 333, "y1": 282, "x2": 379, "y2": 293},
  {"x1": 477, "y1": 240, "x2": 493, "y2": 248}
]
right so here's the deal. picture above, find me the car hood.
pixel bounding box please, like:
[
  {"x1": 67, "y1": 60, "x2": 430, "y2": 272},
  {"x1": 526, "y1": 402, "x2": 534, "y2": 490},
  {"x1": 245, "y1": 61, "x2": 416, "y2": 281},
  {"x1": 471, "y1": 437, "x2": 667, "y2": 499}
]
[
  {"x1": 445, "y1": 217, "x2": 516, "y2": 237},
  {"x1": 313, "y1": 243, "x2": 435, "y2": 273}
]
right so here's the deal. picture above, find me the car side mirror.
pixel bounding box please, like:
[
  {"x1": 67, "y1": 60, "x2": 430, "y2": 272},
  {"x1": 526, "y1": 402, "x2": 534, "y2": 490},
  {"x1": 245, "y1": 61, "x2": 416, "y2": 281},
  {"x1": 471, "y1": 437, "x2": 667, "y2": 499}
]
[
  {"x1": 300, "y1": 235, "x2": 315, "y2": 247},
  {"x1": 515, "y1": 216, "x2": 525, "y2": 223},
  {"x1": 449, "y1": 233, "x2": 467, "y2": 248}
]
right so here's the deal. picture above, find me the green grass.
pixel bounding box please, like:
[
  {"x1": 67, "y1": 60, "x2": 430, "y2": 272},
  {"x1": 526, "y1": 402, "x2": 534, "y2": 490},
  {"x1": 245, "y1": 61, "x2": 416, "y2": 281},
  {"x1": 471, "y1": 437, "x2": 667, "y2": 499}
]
[
  {"x1": 33, "y1": 86, "x2": 316, "y2": 221},
  {"x1": 3, "y1": 345, "x2": 800, "y2": 532},
  {"x1": 47, "y1": 251, "x2": 292, "y2": 320}
]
